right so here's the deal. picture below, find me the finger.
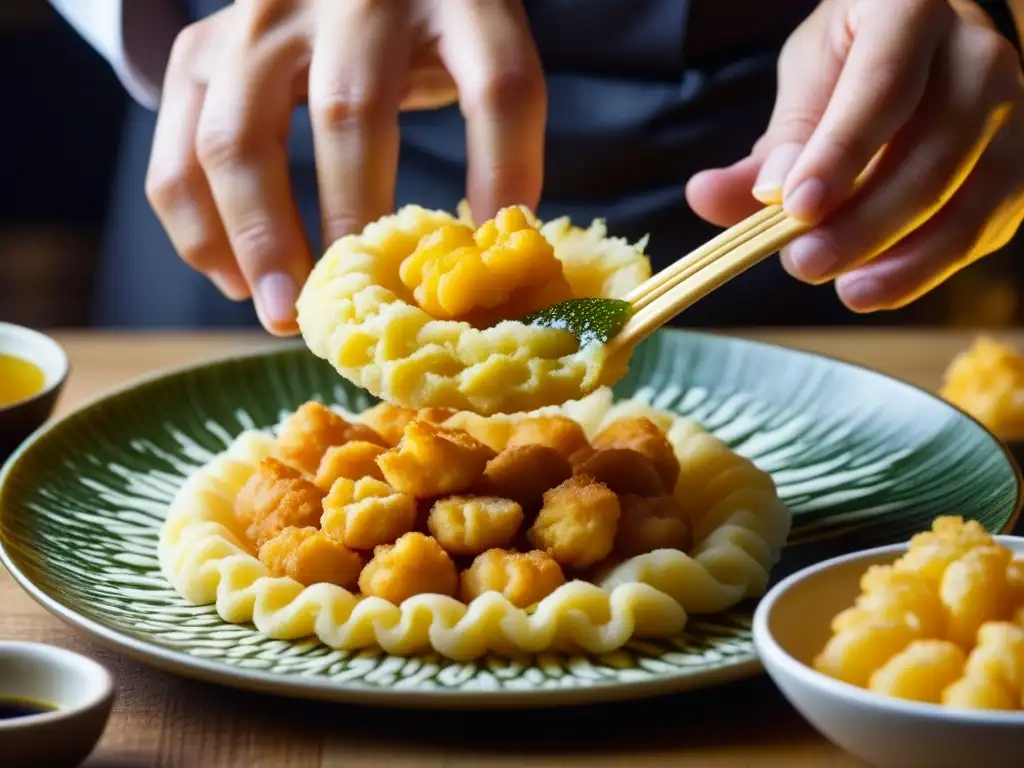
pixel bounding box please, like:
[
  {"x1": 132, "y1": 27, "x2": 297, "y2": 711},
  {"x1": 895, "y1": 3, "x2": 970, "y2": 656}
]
[
  {"x1": 437, "y1": 0, "x2": 546, "y2": 221},
  {"x1": 685, "y1": 156, "x2": 765, "y2": 227},
  {"x1": 196, "y1": 14, "x2": 312, "y2": 336},
  {"x1": 834, "y1": 145, "x2": 1024, "y2": 312},
  {"x1": 145, "y1": 24, "x2": 249, "y2": 301},
  {"x1": 309, "y1": 1, "x2": 409, "y2": 245},
  {"x1": 781, "y1": 0, "x2": 954, "y2": 222},
  {"x1": 781, "y1": 22, "x2": 1016, "y2": 284}
]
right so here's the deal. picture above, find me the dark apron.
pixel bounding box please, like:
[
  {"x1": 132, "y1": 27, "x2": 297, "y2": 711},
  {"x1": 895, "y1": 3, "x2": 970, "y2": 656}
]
[{"x1": 94, "y1": 0, "x2": 858, "y2": 329}]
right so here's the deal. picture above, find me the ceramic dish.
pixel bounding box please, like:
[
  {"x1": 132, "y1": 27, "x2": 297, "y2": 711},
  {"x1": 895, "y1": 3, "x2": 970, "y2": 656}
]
[
  {"x1": 0, "y1": 323, "x2": 68, "y2": 459},
  {"x1": 0, "y1": 330, "x2": 1020, "y2": 708},
  {"x1": 753, "y1": 536, "x2": 1024, "y2": 768},
  {"x1": 0, "y1": 642, "x2": 114, "y2": 765}
]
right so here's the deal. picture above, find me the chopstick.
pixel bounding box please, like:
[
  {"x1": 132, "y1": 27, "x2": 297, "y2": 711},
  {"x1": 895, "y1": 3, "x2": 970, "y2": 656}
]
[{"x1": 607, "y1": 206, "x2": 810, "y2": 356}]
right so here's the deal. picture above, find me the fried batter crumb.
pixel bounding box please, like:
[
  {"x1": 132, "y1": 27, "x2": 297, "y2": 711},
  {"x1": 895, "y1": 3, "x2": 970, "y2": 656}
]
[
  {"x1": 614, "y1": 494, "x2": 692, "y2": 558},
  {"x1": 474, "y1": 444, "x2": 573, "y2": 509},
  {"x1": 277, "y1": 401, "x2": 386, "y2": 474},
  {"x1": 506, "y1": 415, "x2": 590, "y2": 458},
  {"x1": 321, "y1": 477, "x2": 417, "y2": 550},
  {"x1": 258, "y1": 526, "x2": 363, "y2": 588},
  {"x1": 593, "y1": 417, "x2": 680, "y2": 490},
  {"x1": 571, "y1": 447, "x2": 666, "y2": 497},
  {"x1": 359, "y1": 402, "x2": 417, "y2": 446},
  {"x1": 358, "y1": 532, "x2": 459, "y2": 604},
  {"x1": 528, "y1": 475, "x2": 620, "y2": 569},
  {"x1": 427, "y1": 496, "x2": 524, "y2": 556},
  {"x1": 442, "y1": 411, "x2": 513, "y2": 453},
  {"x1": 460, "y1": 549, "x2": 565, "y2": 607},
  {"x1": 235, "y1": 457, "x2": 325, "y2": 548},
  {"x1": 314, "y1": 441, "x2": 387, "y2": 490},
  {"x1": 376, "y1": 419, "x2": 495, "y2": 497}
]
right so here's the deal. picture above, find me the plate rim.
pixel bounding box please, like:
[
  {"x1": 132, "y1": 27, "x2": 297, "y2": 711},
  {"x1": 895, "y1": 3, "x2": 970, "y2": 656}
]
[{"x1": 1, "y1": 329, "x2": 1020, "y2": 707}]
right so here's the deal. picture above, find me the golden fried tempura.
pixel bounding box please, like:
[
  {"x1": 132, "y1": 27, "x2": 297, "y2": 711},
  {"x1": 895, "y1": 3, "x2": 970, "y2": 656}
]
[
  {"x1": 506, "y1": 415, "x2": 590, "y2": 459},
  {"x1": 940, "y1": 545, "x2": 1013, "y2": 648},
  {"x1": 571, "y1": 447, "x2": 666, "y2": 497},
  {"x1": 376, "y1": 419, "x2": 495, "y2": 497},
  {"x1": 277, "y1": 401, "x2": 386, "y2": 474},
  {"x1": 313, "y1": 441, "x2": 387, "y2": 490},
  {"x1": 235, "y1": 457, "x2": 325, "y2": 548},
  {"x1": 358, "y1": 532, "x2": 459, "y2": 604},
  {"x1": 460, "y1": 549, "x2": 565, "y2": 607},
  {"x1": 441, "y1": 411, "x2": 512, "y2": 453},
  {"x1": 528, "y1": 475, "x2": 620, "y2": 569},
  {"x1": 593, "y1": 417, "x2": 680, "y2": 490},
  {"x1": 321, "y1": 477, "x2": 417, "y2": 550},
  {"x1": 963, "y1": 622, "x2": 1024, "y2": 693},
  {"x1": 942, "y1": 676, "x2": 1019, "y2": 710},
  {"x1": 894, "y1": 516, "x2": 995, "y2": 588},
  {"x1": 1006, "y1": 558, "x2": 1024, "y2": 606},
  {"x1": 417, "y1": 407, "x2": 458, "y2": 424},
  {"x1": 614, "y1": 494, "x2": 692, "y2": 558},
  {"x1": 359, "y1": 402, "x2": 416, "y2": 446},
  {"x1": 474, "y1": 445, "x2": 573, "y2": 510},
  {"x1": 867, "y1": 640, "x2": 966, "y2": 703},
  {"x1": 258, "y1": 526, "x2": 363, "y2": 588},
  {"x1": 426, "y1": 496, "x2": 524, "y2": 556}
]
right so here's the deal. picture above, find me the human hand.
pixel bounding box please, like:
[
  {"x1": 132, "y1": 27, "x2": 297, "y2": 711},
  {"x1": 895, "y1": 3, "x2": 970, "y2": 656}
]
[
  {"x1": 145, "y1": 0, "x2": 546, "y2": 335},
  {"x1": 686, "y1": 0, "x2": 1024, "y2": 312}
]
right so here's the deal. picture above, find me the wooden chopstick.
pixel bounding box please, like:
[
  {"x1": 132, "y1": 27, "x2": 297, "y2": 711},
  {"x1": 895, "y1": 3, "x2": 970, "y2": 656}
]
[{"x1": 608, "y1": 206, "x2": 809, "y2": 356}]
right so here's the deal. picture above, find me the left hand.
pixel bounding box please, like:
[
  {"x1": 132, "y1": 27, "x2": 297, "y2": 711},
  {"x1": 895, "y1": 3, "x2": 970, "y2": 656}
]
[{"x1": 685, "y1": 0, "x2": 1024, "y2": 312}]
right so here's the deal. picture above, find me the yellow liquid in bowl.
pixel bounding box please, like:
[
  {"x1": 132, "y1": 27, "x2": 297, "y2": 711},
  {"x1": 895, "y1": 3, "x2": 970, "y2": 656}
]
[{"x1": 0, "y1": 354, "x2": 46, "y2": 407}]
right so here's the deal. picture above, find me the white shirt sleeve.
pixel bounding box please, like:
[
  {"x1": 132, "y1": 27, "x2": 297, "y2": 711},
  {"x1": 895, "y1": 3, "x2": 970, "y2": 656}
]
[{"x1": 48, "y1": 0, "x2": 185, "y2": 110}]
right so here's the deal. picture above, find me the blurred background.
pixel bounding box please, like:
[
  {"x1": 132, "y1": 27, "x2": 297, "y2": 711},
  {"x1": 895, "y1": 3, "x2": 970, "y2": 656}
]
[{"x1": 1, "y1": 0, "x2": 1021, "y2": 330}]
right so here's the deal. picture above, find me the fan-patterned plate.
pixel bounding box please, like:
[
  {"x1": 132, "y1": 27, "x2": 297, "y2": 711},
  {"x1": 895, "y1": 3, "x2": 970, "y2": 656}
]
[{"x1": 1, "y1": 330, "x2": 1020, "y2": 708}]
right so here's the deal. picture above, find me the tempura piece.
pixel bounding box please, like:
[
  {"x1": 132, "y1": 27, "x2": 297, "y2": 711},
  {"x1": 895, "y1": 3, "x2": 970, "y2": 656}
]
[
  {"x1": 427, "y1": 496, "x2": 524, "y2": 556},
  {"x1": 506, "y1": 415, "x2": 589, "y2": 459},
  {"x1": 894, "y1": 516, "x2": 995, "y2": 588},
  {"x1": 441, "y1": 411, "x2": 513, "y2": 453},
  {"x1": 258, "y1": 526, "x2": 363, "y2": 588},
  {"x1": 474, "y1": 445, "x2": 573, "y2": 510},
  {"x1": 867, "y1": 640, "x2": 967, "y2": 703},
  {"x1": 277, "y1": 401, "x2": 385, "y2": 474},
  {"x1": 940, "y1": 545, "x2": 1013, "y2": 648},
  {"x1": 528, "y1": 475, "x2": 620, "y2": 569},
  {"x1": 358, "y1": 532, "x2": 459, "y2": 604},
  {"x1": 571, "y1": 447, "x2": 666, "y2": 497},
  {"x1": 376, "y1": 420, "x2": 495, "y2": 497},
  {"x1": 321, "y1": 477, "x2": 417, "y2": 550},
  {"x1": 313, "y1": 441, "x2": 387, "y2": 490},
  {"x1": 359, "y1": 402, "x2": 417, "y2": 446},
  {"x1": 593, "y1": 417, "x2": 680, "y2": 490},
  {"x1": 460, "y1": 549, "x2": 565, "y2": 608},
  {"x1": 235, "y1": 457, "x2": 325, "y2": 548},
  {"x1": 614, "y1": 494, "x2": 692, "y2": 558}
]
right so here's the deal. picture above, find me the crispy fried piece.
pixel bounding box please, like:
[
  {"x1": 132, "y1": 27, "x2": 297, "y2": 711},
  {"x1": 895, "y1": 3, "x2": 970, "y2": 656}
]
[
  {"x1": 474, "y1": 445, "x2": 573, "y2": 510},
  {"x1": 571, "y1": 447, "x2": 666, "y2": 497},
  {"x1": 358, "y1": 532, "x2": 459, "y2": 604},
  {"x1": 614, "y1": 494, "x2": 692, "y2": 558},
  {"x1": 258, "y1": 526, "x2": 363, "y2": 588},
  {"x1": 314, "y1": 441, "x2": 387, "y2": 490},
  {"x1": 427, "y1": 496, "x2": 524, "y2": 556},
  {"x1": 460, "y1": 549, "x2": 565, "y2": 607},
  {"x1": 442, "y1": 412, "x2": 513, "y2": 453},
  {"x1": 235, "y1": 457, "x2": 325, "y2": 548},
  {"x1": 528, "y1": 475, "x2": 620, "y2": 569},
  {"x1": 321, "y1": 477, "x2": 417, "y2": 550},
  {"x1": 376, "y1": 419, "x2": 495, "y2": 497},
  {"x1": 359, "y1": 402, "x2": 416, "y2": 446},
  {"x1": 278, "y1": 401, "x2": 386, "y2": 474},
  {"x1": 593, "y1": 417, "x2": 680, "y2": 490},
  {"x1": 417, "y1": 407, "x2": 458, "y2": 424},
  {"x1": 506, "y1": 416, "x2": 589, "y2": 458}
]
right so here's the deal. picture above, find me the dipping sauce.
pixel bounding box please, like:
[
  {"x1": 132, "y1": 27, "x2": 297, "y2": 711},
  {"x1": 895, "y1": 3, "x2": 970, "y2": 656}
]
[
  {"x1": 0, "y1": 354, "x2": 46, "y2": 407},
  {"x1": 0, "y1": 696, "x2": 56, "y2": 720}
]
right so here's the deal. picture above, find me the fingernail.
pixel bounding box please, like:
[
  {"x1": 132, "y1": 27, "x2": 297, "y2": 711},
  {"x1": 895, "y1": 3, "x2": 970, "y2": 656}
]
[
  {"x1": 208, "y1": 269, "x2": 250, "y2": 301},
  {"x1": 784, "y1": 178, "x2": 829, "y2": 222},
  {"x1": 752, "y1": 142, "x2": 804, "y2": 204},
  {"x1": 256, "y1": 272, "x2": 299, "y2": 330},
  {"x1": 780, "y1": 233, "x2": 838, "y2": 283}
]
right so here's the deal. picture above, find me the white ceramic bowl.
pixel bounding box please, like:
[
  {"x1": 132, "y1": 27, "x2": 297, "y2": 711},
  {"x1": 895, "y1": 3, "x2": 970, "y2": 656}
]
[
  {"x1": 753, "y1": 535, "x2": 1024, "y2": 768},
  {"x1": 0, "y1": 642, "x2": 114, "y2": 765},
  {"x1": 0, "y1": 322, "x2": 69, "y2": 459}
]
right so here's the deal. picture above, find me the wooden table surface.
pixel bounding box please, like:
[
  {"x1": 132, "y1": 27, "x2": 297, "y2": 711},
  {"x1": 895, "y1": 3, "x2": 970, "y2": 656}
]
[{"x1": 2, "y1": 329, "x2": 1018, "y2": 768}]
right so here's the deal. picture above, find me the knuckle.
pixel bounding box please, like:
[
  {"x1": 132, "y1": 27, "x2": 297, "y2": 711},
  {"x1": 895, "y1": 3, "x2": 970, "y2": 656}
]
[
  {"x1": 226, "y1": 212, "x2": 281, "y2": 267},
  {"x1": 311, "y1": 87, "x2": 389, "y2": 131},
  {"x1": 168, "y1": 23, "x2": 205, "y2": 69},
  {"x1": 177, "y1": 241, "x2": 224, "y2": 272},
  {"x1": 144, "y1": 162, "x2": 201, "y2": 211},
  {"x1": 896, "y1": 0, "x2": 949, "y2": 28},
  {"x1": 466, "y1": 65, "x2": 545, "y2": 113},
  {"x1": 195, "y1": 122, "x2": 256, "y2": 171},
  {"x1": 242, "y1": 0, "x2": 302, "y2": 38},
  {"x1": 972, "y1": 30, "x2": 1020, "y2": 87}
]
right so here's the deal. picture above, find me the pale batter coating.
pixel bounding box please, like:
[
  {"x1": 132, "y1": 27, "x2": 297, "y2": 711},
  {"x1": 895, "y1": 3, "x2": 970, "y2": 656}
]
[
  {"x1": 506, "y1": 415, "x2": 590, "y2": 459},
  {"x1": 528, "y1": 475, "x2": 621, "y2": 569},
  {"x1": 593, "y1": 417, "x2": 680, "y2": 490},
  {"x1": 376, "y1": 419, "x2": 495, "y2": 497},
  {"x1": 277, "y1": 401, "x2": 385, "y2": 475},
  {"x1": 314, "y1": 441, "x2": 387, "y2": 490},
  {"x1": 321, "y1": 477, "x2": 417, "y2": 550},
  {"x1": 258, "y1": 526, "x2": 363, "y2": 588},
  {"x1": 358, "y1": 532, "x2": 459, "y2": 604},
  {"x1": 460, "y1": 549, "x2": 565, "y2": 608},
  {"x1": 235, "y1": 457, "x2": 325, "y2": 548},
  {"x1": 359, "y1": 402, "x2": 416, "y2": 447},
  {"x1": 427, "y1": 496, "x2": 524, "y2": 556}
]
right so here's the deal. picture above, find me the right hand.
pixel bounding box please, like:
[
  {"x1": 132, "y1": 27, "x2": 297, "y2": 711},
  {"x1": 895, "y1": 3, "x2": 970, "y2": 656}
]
[{"x1": 145, "y1": 0, "x2": 547, "y2": 335}]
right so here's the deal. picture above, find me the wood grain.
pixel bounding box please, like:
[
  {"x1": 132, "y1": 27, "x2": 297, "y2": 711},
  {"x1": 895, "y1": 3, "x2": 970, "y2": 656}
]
[{"x1": 3, "y1": 329, "x2": 1015, "y2": 768}]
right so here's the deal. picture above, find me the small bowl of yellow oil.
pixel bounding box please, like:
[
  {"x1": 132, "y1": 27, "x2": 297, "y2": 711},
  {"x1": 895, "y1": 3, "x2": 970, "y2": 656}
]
[{"x1": 0, "y1": 323, "x2": 68, "y2": 460}]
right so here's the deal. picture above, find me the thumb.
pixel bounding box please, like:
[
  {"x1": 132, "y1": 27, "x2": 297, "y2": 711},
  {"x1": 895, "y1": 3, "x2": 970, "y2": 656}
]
[{"x1": 686, "y1": 4, "x2": 843, "y2": 226}]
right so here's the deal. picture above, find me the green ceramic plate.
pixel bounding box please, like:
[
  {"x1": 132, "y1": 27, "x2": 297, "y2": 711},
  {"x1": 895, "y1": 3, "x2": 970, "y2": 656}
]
[{"x1": 1, "y1": 331, "x2": 1020, "y2": 708}]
